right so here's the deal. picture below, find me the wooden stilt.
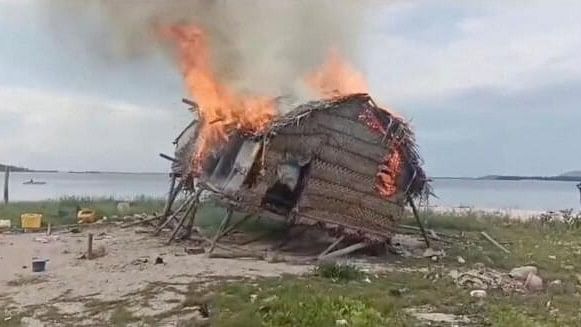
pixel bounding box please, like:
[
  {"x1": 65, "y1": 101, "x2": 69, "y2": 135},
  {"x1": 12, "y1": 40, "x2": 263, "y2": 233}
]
[
  {"x1": 207, "y1": 209, "x2": 233, "y2": 254},
  {"x1": 160, "y1": 174, "x2": 177, "y2": 218},
  {"x1": 167, "y1": 189, "x2": 202, "y2": 244},
  {"x1": 318, "y1": 235, "x2": 345, "y2": 259},
  {"x1": 407, "y1": 195, "x2": 430, "y2": 248},
  {"x1": 318, "y1": 242, "x2": 369, "y2": 261},
  {"x1": 181, "y1": 192, "x2": 204, "y2": 240},
  {"x1": 154, "y1": 192, "x2": 196, "y2": 235},
  {"x1": 220, "y1": 214, "x2": 253, "y2": 238}
]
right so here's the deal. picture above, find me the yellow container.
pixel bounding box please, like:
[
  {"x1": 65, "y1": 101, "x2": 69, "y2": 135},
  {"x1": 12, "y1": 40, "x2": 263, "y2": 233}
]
[
  {"x1": 77, "y1": 209, "x2": 98, "y2": 224},
  {"x1": 21, "y1": 213, "x2": 42, "y2": 230}
]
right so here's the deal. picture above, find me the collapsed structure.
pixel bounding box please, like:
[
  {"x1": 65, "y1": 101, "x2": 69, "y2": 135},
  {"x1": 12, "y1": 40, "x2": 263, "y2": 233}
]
[{"x1": 157, "y1": 93, "x2": 428, "y2": 252}]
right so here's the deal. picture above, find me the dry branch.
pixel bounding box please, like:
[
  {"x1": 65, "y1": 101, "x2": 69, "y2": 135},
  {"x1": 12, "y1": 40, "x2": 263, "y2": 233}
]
[{"x1": 480, "y1": 231, "x2": 511, "y2": 254}]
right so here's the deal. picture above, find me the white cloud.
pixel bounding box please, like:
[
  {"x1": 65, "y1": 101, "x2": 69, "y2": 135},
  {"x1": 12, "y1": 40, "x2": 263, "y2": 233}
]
[
  {"x1": 365, "y1": 2, "x2": 581, "y2": 103},
  {"x1": 0, "y1": 88, "x2": 191, "y2": 171}
]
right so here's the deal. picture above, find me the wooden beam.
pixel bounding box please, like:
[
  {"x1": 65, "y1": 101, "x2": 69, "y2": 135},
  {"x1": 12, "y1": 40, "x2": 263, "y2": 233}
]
[
  {"x1": 318, "y1": 242, "x2": 369, "y2": 261},
  {"x1": 318, "y1": 236, "x2": 345, "y2": 259}
]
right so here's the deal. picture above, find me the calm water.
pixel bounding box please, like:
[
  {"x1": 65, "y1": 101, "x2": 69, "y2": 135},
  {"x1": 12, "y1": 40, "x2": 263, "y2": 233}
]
[{"x1": 3, "y1": 173, "x2": 581, "y2": 210}]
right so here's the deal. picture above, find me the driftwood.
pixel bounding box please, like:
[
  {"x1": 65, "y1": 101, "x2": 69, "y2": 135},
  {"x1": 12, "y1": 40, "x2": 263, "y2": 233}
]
[{"x1": 480, "y1": 231, "x2": 511, "y2": 254}]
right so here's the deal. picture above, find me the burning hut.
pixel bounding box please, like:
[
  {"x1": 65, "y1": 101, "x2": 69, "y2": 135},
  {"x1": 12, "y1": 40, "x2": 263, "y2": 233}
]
[{"x1": 158, "y1": 93, "x2": 428, "y2": 249}]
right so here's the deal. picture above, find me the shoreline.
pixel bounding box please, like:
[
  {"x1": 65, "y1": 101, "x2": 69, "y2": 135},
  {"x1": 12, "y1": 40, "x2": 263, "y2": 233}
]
[{"x1": 427, "y1": 205, "x2": 580, "y2": 220}]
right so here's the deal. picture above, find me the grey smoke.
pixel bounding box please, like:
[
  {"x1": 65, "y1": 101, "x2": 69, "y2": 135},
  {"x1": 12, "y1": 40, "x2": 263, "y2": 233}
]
[{"x1": 47, "y1": 0, "x2": 369, "y2": 106}]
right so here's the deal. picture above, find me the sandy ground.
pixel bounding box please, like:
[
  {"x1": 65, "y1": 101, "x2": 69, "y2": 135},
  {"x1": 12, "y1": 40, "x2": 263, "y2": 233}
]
[
  {"x1": 0, "y1": 225, "x2": 317, "y2": 325},
  {"x1": 0, "y1": 224, "x2": 421, "y2": 326}
]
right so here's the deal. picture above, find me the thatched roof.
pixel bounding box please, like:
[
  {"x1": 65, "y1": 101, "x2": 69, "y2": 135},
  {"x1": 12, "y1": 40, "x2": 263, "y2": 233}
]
[{"x1": 256, "y1": 93, "x2": 429, "y2": 198}]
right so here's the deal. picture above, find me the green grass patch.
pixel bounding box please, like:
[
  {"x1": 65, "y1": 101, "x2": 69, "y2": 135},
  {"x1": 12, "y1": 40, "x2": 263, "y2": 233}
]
[
  {"x1": 314, "y1": 262, "x2": 365, "y2": 282},
  {"x1": 0, "y1": 196, "x2": 165, "y2": 227}
]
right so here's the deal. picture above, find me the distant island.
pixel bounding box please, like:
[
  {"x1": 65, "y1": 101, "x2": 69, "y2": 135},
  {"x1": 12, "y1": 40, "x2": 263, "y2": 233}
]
[
  {"x1": 0, "y1": 163, "x2": 57, "y2": 173},
  {"x1": 479, "y1": 170, "x2": 581, "y2": 182}
]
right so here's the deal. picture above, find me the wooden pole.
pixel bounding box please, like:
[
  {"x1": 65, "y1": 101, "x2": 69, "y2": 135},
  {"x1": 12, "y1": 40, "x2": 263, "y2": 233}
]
[
  {"x1": 480, "y1": 231, "x2": 511, "y2": 254},
  {"x1": 3, "y1": 166, "x2": 9, "y2": 204},
  {"x1": 87, "y1": 233, "x2": 94, "y2": 259},
  {"x1": 407, "y1": 195, "x2": 430, "y2": 248},
  {"x1": 207, "y1": 208, "x2": 233, "y2": 254}
]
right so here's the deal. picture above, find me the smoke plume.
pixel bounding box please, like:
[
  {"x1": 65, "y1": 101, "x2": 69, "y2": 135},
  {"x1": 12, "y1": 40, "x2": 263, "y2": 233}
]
[{"x1": 48, "y1": 0, "x2": 369, "y2": 104}]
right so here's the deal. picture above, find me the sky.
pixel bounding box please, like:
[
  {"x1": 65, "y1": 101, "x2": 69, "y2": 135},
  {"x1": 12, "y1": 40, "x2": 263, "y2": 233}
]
[{"x1": 1, "y1": 1, "x2": 580, "y2": 176}]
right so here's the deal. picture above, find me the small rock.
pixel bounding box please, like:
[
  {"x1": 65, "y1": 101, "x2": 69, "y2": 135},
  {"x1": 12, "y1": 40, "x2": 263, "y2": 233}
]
[
  {"x1": 423, "y1": 248, "x2": 445, "y2": 258},
  {"x1": 473, "y1": 262, "x2": 485, "y2": 269},
  {"x1": 154, "y1": 257, "x2": 164, "y2": 265},
  {"x1": 448, "y1": 269, "x2": 460, "y2": 279},
  {"x1": 548, "y1": 255, "x2": 557, "y2": 260},
  {"x1": 457, "y1": 256, "x2": 466, "y2": 264},
  {"x1": 431, "y1": 256, "x2": 439, "y2": 262},
  {"x1": 563, "y1": 264, "x2": 575, "y2": 271},
  {"x1": 389, "y1": 288, "x2": 410, "y2": 296},
  {"x1": 575, "y1": 274, "x2": 581, "y2": 285},
  {"x1": 550, "y1": 280, "x2": 562, "y2": 286},
  {"x1": 336, "y1": 319, "x2": 348, "y2": 326},
  {"x1": 132, "y1": 257, "x2": 149, "y2": 265},
  {"x1": 250, "y1": 294, "x2": 258, "y2": 303},
  {"x1": 470, "y1": 290, "x2": 487, "y2": 298},
  {"x1": 509, "y1": 266, "x2": 538, "y2": 281},
  {"x1": 363, "y1": 277, "x2": 372, "y2": 283},
  {"x1": 117, "y1": 202, "x2": 131, "y2": 213},
  {"x1": 525, "y1": 273, "x2": 543, "y2": 291}
]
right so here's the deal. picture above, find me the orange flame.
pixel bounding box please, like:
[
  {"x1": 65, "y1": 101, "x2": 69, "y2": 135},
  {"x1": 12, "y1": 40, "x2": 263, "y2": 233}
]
[
  {"x1": 163, "y1": 25, "x2": 276, "y2": 171},
  {"x1": 306, "y1": 50, "x2": 369, "y2": 98},
  {"x1": 377, "y1": 146, "x2": 403, "y2": 198}
]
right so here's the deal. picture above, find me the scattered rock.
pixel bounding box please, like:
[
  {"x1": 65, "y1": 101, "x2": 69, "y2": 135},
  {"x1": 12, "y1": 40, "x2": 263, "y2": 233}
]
[
  {"x1": 525, "y1": 273, "x2": 543, "y2": 291},
  {"x1": 134, "y1": 229, "x2": 149, "y2": 234},
  {"x1": 548, "y1": 255, "x2": 557, "y2": 260},
  {"x1": 116, "y1": 202, "x2": 131, "y2": 213},
  {"x1": 470, "y1": 290, "x2": 487, "y2": 298},
  {"x1": 336, "y1": 319, "x2": 348, "y2": 326},
  {"x1": 389, "y1": 288, "x2": 410, "y2": 296},
  {"x1": 250, "y1": 294, "x2": 258, "y2": 303},
  {"x1": 563, "y1": 264, "x2": 575, "y2": 271},
  {"x1": 132, "y1": 257, "x2": 149, "y2": 265},
  {"x1": 509, "y1": 266, "x2": 538, "y2": 281},
  {"x1": 154, "y1": 257, "x2": 164, "y2": 265},
  {"x1": 431, "y1": 256, "x2": 439, "y2": 262},
  {"x1": 550, "y1": 280, "x2": 562, "y2": 286},
  {"x1": 457, "y1": 256, "x2": 466, "y2": 264},
  {"x1": 423, "y1": 248, "x2": 445, "y2": 258}
]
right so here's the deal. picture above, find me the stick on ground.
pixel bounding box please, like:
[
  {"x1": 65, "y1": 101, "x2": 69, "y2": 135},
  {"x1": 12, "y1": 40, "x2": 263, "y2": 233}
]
[
  {"x1": 480, "y1": 231, "x2": 511, "y2": 254},
  {"x1": 207, "y1": 209, "x2": 234, "y2": 254},
  {"x1": 318, "y1": 242, "x2": 369, "y2": 261}
]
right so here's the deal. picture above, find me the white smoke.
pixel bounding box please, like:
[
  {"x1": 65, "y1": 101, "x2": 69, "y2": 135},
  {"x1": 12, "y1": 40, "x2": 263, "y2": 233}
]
[{"x1": 47, "y1": 0, "x2": 369, "y2": 106}]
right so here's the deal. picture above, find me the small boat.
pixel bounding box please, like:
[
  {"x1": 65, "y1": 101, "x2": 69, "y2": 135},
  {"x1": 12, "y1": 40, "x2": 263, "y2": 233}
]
[{"x1": 23, "y1": 179, "x2": 46, "y2": 185}]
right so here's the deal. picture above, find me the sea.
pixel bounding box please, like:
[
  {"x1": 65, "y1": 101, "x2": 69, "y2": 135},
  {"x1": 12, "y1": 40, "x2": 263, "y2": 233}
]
[{"x1": 4, "y1": 172, "x2": 581, "y2": 211}]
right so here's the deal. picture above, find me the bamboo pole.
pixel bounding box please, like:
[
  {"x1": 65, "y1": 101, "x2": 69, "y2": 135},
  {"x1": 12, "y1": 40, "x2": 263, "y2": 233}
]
[
  {"x1": 207, "y1": 209, "x2": 233, "y2": 254},
  {"x1": 480, "y1": 231, "x2": 511, "y2": 254},
  {"x1": 3, "y1": 166, "x2": 9, "y2": 204},
  {"x1": 318, "y1": 236, "x2": 345, "y2": 259}
]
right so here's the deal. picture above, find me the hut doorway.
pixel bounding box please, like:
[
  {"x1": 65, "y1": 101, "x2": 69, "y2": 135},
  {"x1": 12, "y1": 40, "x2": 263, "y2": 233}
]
[{"x1": 262, "y1": 160, "x2": 311, "y2": 215}]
